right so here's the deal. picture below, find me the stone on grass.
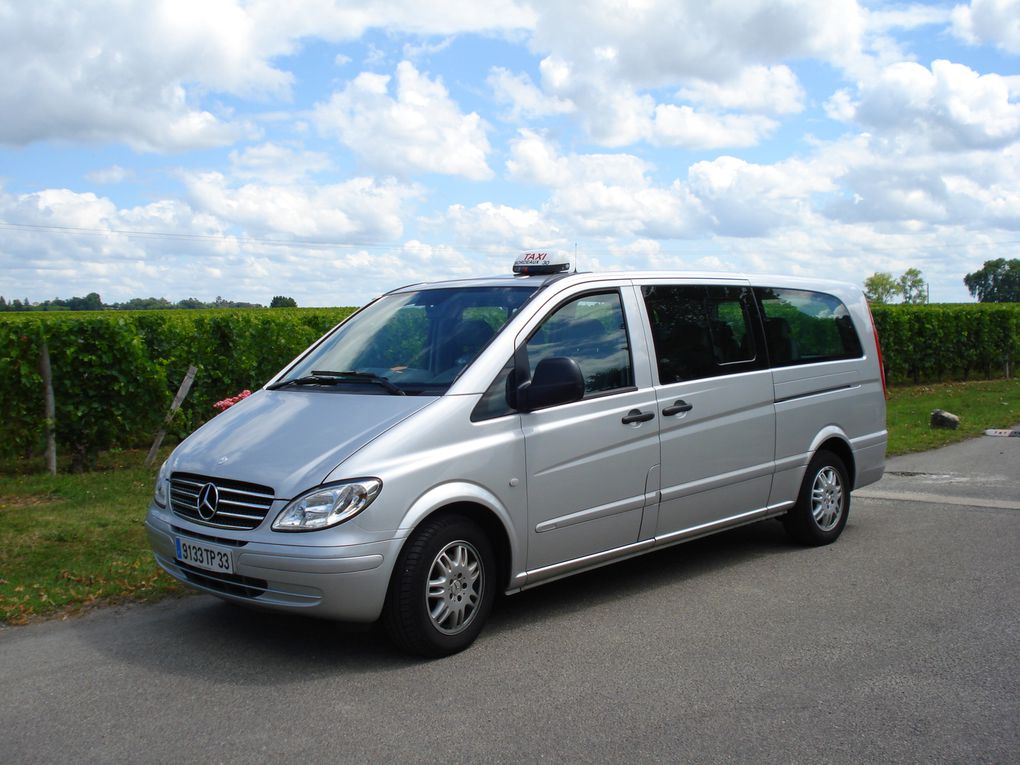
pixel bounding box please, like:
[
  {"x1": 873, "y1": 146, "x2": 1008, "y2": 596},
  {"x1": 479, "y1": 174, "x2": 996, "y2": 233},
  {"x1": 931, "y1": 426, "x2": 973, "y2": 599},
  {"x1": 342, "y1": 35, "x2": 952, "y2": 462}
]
[{"x1": 930, "y1": 409, "x2": 960, "y2": 429}]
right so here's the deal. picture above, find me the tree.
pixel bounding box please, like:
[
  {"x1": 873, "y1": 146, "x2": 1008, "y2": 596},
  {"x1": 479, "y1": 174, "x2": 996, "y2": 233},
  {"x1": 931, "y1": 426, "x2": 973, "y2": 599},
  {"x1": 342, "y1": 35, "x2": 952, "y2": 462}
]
[
  {"x1": 270, "y1": 295, "x2": 298, "y2": 308},
  {"x1": 65, "y1": 292, "x2": 104, "y2": 311},
  {"x1": 864, "y1": 272, "x2": 901, "y2": 304},
  {"x1": 964, "y1": 258, "x2": 1020, "y2": 302},
  {"x1": 898, "y1": 268, "x2": 927, "y2": 304},
  {"x1": 116, "y1": 297, "x2": 172, "y2": 310}
]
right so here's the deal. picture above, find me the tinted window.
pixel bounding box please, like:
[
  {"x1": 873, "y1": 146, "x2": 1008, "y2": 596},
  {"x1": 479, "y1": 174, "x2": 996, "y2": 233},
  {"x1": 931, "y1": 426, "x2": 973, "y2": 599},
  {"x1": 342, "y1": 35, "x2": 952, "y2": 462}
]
[
  {"x1": 641, "y1": 285, "x2": 760, "y2": 383},
  {"x1": 527, "y1": 291, "x2": 633, "y2": 396},
  {"x1": 755, "y1": 287, "x2": 863, "y2": 366}
]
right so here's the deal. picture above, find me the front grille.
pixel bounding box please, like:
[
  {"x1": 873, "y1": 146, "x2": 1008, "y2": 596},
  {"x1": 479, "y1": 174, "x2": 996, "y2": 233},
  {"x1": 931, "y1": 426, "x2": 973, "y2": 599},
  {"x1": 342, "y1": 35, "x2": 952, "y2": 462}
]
[
  {"x1": 177, "y1": 561, "x2": 269, "y2": 599},
  {"x1": 170, "y1": 473, "x2": 275, "y2": 530}
]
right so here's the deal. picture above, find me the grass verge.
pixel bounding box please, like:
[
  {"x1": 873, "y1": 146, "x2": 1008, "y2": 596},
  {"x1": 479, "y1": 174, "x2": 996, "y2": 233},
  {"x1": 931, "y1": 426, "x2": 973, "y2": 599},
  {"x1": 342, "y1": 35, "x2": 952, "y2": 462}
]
[
  {"x1": 0, "y1": 449, "x2": 184, "y2": 625},
  {"x1": 2, "y1": 378, "x2": 1018, "y2": 625},
  {"x1": 886, "y1": 378, "x2": 1019, "y2": 455}
]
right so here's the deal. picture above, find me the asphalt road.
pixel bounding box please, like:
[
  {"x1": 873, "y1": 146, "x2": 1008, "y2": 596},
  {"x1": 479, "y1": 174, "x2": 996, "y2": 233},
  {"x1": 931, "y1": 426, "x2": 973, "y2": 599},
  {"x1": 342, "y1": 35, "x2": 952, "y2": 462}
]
[{"x1": 3, "y1": 434, "x2": 1018, "y2": 764}]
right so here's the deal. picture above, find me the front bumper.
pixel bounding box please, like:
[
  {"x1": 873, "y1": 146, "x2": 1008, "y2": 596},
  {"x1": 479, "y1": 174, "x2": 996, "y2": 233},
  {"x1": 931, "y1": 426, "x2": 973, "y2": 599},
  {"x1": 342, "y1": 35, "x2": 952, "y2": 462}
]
[{"x1": 146, "y1": 504, "x2": 402, "y2": 623}]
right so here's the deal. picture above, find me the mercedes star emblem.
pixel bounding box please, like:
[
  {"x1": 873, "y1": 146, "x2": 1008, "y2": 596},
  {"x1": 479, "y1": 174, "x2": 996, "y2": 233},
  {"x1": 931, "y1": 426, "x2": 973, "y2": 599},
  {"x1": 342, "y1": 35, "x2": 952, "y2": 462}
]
[{"x1": 197, "y1": 483, "x2": 219, "y2": 521}]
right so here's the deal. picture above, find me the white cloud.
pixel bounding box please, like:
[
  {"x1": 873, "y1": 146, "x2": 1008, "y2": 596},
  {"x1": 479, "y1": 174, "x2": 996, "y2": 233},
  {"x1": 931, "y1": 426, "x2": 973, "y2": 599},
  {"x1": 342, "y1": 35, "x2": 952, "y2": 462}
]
[
  {"x1": 0, "y1": 185, "x2": 224, "y2": 303},
  {"x1": 847, "y1": 60, "x2": 1020, "y2": 151},
  {"x1": 440, "y1": 202, "x2": 563, "y2": 251},
  {"x1": 526, "y1": 70, "x2": 780, "y2": 149},
  {"x1": 0, "y1": 168, "x2": 424, "y2": 303},
  {"x1": 506, "y1": 129, "x2": 654, "y2": 187},
  {"x1": 867, "y1": 4, "x2": 954, "y2": 33},
  {"x1": 0, "y1": 183, "x2": 434, "y2": 306},
  {"x1": 571, "y1": 81, "x2": 657, "y2": 147},
  {"x1": 530, "y1": 0, "x2": 866, "y2": 86},
  {"x1": 5, "y1": 0, "x2": 1019, "y2": 308},
  {"x1": 313, "y1": 61, "x2": 494, "y2": 180},
  {"x1": 686, "y1": 154, "x2": 836, "y2": 236},
  {"x1": 503, "y1": 130, "x2": 852, "y2": 241},
  {"x1": 505, "y1": 129, "x2": 571, "y2": 186},
  {"x1": 825, "y1": 138, "x2": 1020, "y2": 230},
  {"x1": 676, "y1": 65, "x2": 805, "y2": 115},
  {"x1": 228, "y1": 143, "x2": 332, "y2": 183},
  {"x1": 248, "y1": 0, "x2": 536, "y2": 42},
  {"x1": 951, "y1": 0, "x2": 1020, "y2": 54},
  {"x1": 0, "y1": 0, "x2": 537, "y2": 152},
  {"x1": 402, "y1": 37, "x2": 454, "y2": 59},
  {"x1": 824, "y1": 89, "x2": 857, "y2": 122},
  {"x1": 182, "y1": 171, "x2": 420, "y2": 241},
  {"x1": 551, "y1": 178, "x2": 703, "y2": 239},
  {"x1": 487, "y1": 68, "x2": 575, "y2": 121},
  {"x1": 651, "y1": 106, "x2": 779, "y2": 149},
  {"x1": 505, "y1": 131, "x2": 704, "y2": 238},
  {"x1": 520, "y1": 1, "x2": 855, "y2": 147},
  {"x1": 508, "y1": 120, "x2": 1020, "y2": 251},
  {"x1": 0, "y1": 1, "x2": 282, "y2": 151}
]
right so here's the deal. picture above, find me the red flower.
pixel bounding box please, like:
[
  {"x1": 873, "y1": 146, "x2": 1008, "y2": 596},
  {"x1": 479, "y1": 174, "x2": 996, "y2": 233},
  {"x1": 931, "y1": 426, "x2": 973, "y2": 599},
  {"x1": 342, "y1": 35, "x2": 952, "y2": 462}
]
[{"x1": 213, "y1": 389, "x2": 252, "y2": 411}]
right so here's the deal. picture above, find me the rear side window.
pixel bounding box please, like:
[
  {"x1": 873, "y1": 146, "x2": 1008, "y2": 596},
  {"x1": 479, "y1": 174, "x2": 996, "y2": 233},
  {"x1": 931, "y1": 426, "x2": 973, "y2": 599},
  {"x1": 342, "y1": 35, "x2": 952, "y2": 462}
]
[
  {"x1": 641, "y1": 285, "x2": 761, "y2": 383},
  {"x1": 755, "y1": 288, "x2": 863, "y2": 367}
]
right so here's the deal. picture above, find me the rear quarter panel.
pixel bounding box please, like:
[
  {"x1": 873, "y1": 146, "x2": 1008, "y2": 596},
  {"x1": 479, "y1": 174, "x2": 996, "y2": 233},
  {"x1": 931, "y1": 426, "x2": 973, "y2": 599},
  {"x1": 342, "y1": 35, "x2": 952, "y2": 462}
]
[{"x1": 764, "y1": 281, "x2": 887, "y2": 505}]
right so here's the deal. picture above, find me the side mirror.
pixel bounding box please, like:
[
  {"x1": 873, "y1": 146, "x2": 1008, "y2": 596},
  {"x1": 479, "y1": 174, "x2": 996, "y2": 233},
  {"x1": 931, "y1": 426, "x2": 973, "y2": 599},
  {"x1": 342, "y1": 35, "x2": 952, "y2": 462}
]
[{"x1": 516, "y1": 356, "x2": 585, "y2": 413}]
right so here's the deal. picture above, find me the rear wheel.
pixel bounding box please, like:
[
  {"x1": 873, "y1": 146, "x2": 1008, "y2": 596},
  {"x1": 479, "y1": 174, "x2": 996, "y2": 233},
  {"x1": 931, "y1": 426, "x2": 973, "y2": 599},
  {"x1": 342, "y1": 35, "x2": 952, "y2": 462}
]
[
  {"x1": 384, "y1": 515, "x2": 495, "y2": 657},
  {"x1": 783, "y1": 450, "x2": 850, "y2": 546}
]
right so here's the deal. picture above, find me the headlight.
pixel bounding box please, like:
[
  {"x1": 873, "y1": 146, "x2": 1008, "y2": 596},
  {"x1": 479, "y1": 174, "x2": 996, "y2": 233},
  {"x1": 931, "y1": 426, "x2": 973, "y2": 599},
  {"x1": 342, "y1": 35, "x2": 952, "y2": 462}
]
[
  {"x1": 272, "y1": 479, "x2": 382, "y2": 532},
  {"x1": 153, "y1": 460, "x2": 170, "y2": 508}
]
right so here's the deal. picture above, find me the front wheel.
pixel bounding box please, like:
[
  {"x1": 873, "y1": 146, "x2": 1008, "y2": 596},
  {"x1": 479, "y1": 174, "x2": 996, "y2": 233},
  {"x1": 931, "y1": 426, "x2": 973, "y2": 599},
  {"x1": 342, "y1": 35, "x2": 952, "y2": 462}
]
[
  {"x1": 384, "y1": 515, "x2": 496, "y2": 657},
  {"x1": 783, "y1": 450, "x2": 850, "y2": 546}
]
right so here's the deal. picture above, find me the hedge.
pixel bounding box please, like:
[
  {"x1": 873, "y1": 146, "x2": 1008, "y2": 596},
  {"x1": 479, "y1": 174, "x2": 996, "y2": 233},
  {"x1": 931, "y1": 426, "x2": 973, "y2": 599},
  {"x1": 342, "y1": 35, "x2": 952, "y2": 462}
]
[
  {"x1": 1, "y1": 302, "x2": 1017, "y2": 469},
  {"x1": 0, "y1": 308, "x2": 355, "y2": 468},
  {"x1": 870, "y1": 303, "x2": 1020, "y2": 384}
]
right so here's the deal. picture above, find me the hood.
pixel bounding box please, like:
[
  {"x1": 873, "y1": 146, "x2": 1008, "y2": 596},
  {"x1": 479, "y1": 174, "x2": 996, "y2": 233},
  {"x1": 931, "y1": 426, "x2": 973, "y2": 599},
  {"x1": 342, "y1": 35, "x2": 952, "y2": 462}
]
[{"x1": 169, "y1": 388, "x2": 436, "y2": 499}]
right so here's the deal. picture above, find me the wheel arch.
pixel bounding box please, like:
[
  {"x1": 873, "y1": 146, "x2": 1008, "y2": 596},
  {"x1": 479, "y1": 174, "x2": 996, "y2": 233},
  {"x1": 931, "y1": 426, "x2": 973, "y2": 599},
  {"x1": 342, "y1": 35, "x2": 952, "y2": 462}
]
[
  {"x1": 811, "y1": 433, "x2": 857, "y2": 491},
  {"x1": 396, "y1": 483, "x2": 518, "y2": 593}
]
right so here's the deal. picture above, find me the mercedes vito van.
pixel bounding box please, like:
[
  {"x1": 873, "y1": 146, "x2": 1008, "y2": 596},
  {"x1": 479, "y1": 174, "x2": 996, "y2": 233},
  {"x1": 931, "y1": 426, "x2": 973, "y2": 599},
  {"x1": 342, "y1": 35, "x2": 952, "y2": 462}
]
[{"x1": 147, "y1": 254, "x2": 887, "y2": 656}]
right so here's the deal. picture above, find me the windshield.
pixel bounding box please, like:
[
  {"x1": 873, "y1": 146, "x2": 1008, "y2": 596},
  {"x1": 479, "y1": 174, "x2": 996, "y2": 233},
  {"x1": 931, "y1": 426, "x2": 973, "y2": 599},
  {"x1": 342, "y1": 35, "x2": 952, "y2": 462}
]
[{"x1": 280, "y1": 286, "x2": 539, "y2": 395}]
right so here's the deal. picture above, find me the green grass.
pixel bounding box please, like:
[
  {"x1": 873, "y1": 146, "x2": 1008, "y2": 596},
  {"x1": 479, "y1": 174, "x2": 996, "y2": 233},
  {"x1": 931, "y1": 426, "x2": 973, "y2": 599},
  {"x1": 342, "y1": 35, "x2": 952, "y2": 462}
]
[
  {"x1": 886, "y1": 378, "x2": 1020, "y2": 455},
  {"x1": 0, "y1": 448, "x2": 184, "y2": 625},
  {"x1": 2, "y1": 378, "x2": 1018, "y2": 625}
]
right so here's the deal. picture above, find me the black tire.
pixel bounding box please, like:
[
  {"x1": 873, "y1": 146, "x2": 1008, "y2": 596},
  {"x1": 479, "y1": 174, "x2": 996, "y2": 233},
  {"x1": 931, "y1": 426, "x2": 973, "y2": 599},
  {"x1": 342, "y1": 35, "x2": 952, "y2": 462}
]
[
  {"x1": 783, "y1": 450, "x2": 850, "y2": 546},
  {"x1": 383, "y1": 514, "x2": 496, "y2": 657}
]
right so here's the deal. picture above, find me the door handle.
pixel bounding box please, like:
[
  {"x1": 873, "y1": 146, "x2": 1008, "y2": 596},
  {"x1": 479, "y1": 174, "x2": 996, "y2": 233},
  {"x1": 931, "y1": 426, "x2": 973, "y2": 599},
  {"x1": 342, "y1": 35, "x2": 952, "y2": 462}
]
[
  {"x1": 662, "y1": 400, "x2": 694, "y2": 416},
  {"x1": 622, "y1": 409, "x2": 655, "y2": 425}
]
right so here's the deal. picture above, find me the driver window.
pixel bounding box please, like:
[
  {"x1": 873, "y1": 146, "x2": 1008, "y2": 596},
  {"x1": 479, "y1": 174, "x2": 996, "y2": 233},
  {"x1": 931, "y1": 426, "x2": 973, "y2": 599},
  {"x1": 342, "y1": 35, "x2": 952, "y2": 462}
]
[{"x1": 527, "y1": 291, "x2": 633, "y2": 396}]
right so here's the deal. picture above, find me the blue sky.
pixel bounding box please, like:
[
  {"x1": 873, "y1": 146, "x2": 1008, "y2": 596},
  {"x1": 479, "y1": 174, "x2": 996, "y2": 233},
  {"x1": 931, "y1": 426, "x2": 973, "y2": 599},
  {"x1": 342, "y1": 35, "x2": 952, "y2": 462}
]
[{"x1": 1, "y1": 0, "x2": 1019, "y2": 306}]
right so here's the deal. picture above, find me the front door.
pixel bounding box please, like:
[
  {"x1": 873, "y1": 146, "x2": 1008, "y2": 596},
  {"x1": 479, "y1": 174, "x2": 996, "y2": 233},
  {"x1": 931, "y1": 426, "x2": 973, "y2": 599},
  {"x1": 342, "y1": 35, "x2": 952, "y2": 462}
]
[{"x1": 521, "y1": 289, "x2": 660, "y2": 570}]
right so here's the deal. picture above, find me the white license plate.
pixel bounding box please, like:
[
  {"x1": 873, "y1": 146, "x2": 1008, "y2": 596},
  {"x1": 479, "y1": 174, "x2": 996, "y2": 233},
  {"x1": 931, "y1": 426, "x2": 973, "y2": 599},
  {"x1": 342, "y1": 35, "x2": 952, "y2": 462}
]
[{"x1": 175, "y1": 537, "x2": 234, "y2": 575}]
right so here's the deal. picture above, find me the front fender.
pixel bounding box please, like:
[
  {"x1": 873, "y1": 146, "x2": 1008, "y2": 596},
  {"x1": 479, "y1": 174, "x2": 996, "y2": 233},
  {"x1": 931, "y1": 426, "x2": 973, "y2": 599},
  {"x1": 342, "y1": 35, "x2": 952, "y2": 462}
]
[{"x1": 396, "y1": 481, "x2": 524, "y2": 585}]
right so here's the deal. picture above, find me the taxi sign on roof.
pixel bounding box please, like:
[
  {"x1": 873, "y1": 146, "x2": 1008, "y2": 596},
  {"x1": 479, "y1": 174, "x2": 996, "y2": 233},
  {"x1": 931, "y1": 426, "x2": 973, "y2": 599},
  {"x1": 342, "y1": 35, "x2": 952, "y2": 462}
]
[{"x1": 512, "y1": 251, "x2": 571, "y2": 275}]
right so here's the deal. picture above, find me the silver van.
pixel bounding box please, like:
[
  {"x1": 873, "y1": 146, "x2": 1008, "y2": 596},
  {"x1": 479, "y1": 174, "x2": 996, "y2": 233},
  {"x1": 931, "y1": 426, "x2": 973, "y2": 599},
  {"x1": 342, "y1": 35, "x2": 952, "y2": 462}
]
[{"x1": 147, "y1": 255, "x2": 887, "y2": 656}]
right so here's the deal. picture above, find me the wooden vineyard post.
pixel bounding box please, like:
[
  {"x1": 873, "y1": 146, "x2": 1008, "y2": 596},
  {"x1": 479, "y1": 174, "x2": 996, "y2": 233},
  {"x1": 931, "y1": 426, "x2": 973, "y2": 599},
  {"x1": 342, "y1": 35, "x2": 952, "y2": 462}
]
[
  {"x1": 145, "y1": 365, "x2": 198, "y2": 469},
  {"x1": 40, "y1": 340, "x2": 57, "y2": 476}
]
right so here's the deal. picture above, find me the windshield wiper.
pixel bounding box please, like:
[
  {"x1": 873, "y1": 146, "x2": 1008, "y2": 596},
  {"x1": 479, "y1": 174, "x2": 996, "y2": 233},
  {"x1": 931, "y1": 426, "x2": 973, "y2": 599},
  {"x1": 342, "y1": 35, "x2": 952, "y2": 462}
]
[{"x1": 267, "y1": 370, "x2": 405, "y2": 396}]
